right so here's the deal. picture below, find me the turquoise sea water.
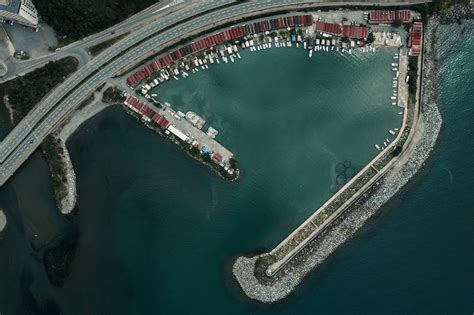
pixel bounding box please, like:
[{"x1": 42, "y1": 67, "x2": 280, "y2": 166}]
[{"x1": 0, "y1": 23, "x2": 473, "y2": 314}]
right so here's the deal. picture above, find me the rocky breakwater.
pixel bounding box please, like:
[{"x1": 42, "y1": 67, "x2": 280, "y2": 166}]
[
  {"x1": 233, "y1": 14, "x2": 445, "y2": 303},
  {"x1": 58, "y1": 138, "x2": 77, "y2": 215},
  {"x1": 436, "y1": 4, "x2": 474, "y2": 24},
  {"x1": 0, "y1": 210, "x2": 6, "y2": 234},
  {"x1": 41, "y1": 134, "x2": 77, "y2": 215}
]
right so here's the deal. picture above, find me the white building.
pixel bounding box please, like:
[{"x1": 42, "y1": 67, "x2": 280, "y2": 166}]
[{"x1": 0, "y1": 0, "x2": 38, "y2": 29}]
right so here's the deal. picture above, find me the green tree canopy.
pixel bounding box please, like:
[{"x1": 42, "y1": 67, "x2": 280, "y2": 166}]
[
  {"x1": 392, "y1": 19, "x2": 403, "y2": 27},
  {"x1": 35, "y1": 0, "x2": 158, "y2": 44}
]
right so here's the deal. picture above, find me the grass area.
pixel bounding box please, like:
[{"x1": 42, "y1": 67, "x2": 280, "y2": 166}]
[
  {"x1": 41, "y1": 135, "x2": 68, "y2": 205},
  {"x1": 34, "y1": 0, "x2": 158, "y2": 46},
  {"x1": 2, "y1": 57, "x2": 79, "y2": 123},
  {"x1": 87, "y1": 33, "x2": 129, "y2": 57}
]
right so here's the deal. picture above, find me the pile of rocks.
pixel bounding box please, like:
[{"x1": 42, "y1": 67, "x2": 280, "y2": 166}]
[
  {"x1": 437, "y1": 4, "x2": 474, "y2": 24},
  {"x1": 0, "y1": 210, "x2": 6, "y2": 233},
  {"x1": 58, "y1": 139, "x2": 77, "y2": 215}
]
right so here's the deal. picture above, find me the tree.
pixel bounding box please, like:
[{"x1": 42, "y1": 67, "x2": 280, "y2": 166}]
[
  {"x1": 367, "y1": 32, "x2": 375, "y2": 44},
  {"x1": 392, "y1": 19, "x2": 403, "y2": 27},
  {"x1": 34, "y1": 0, "x2": 158, "y2": 44},
  {"x1": 4, "y1": 57, "x2": 78, "y2": 122}
]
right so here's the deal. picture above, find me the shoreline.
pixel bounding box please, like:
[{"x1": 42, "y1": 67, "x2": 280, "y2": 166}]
[
  {"x1": 231, "y1": 6, "x2": 466, "y2": 303},
  {"x1": 0, "y1": 210, "x2": 6, "y2": 234},
  {"x1": 58, "y1": 99, "x2": 116, "y2": 143},
  {"x1": 55, "y1": 96, "x2": 116, "y2": 214},
  {"x1": 3, "y1": 95, "x2": 15, "y2": 125},
  {"x1": 55, "y1": 137, "x2": 77, "y2": 215}
]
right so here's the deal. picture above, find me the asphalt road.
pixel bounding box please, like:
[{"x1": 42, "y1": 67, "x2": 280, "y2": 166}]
[
  {"x1": 0, "y1": 0, "x2": 432, "y2": 185},
  {"x1": 0, "y1": 0, "x2": 190, "y2": 83},
  {"x1": 0, "y1": 0, "x2": 231, "y2": 164}
]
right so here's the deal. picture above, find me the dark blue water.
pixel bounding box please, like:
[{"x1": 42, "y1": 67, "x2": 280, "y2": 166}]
[{"x1": 0, "y1": 23, "x2": 472, "y2": 314}]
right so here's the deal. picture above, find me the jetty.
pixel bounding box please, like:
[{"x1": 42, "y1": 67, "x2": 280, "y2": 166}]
[
  {"x1": 257, "y1": 44, "x2": 413, "y2": 275},
  {"x1": 123, "y1": 94, "x2": 237, "y2": 179},
  {"x1": 0, "y1": 210, "x2": 6, "y2": 233},
  {"x1": 233, "y1": 37, "x2": 423, "y2": 301}
]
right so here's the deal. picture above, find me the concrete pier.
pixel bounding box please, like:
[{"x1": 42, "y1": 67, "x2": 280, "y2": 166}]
[
  {"x1": 123, "y1": 94, "x2": 236, "y2": 176},
  {"x1": 161, "y1": 106, "x2": 234, "y2": 163}
]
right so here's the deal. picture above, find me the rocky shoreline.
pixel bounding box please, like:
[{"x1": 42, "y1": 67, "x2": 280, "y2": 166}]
[
  {"x1": 231, "y1": 6, "x2": 468, "y2": 302},
  {"x1": 56, "y1": 137, "x2": 77, "y2": 215},
  {"x1": 0, "y1": 210, "x2": 6, "y2": 234},
  {"x1": 55, "y1": 99, "x2": 115, "y2": 214},
  {"x1": 3, "y1": 95, "x2": 15, "y2": 125}
]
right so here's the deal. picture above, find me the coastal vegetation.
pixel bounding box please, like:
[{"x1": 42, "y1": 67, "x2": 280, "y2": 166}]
[
  {"x1": 2, "y1": 57, "x2": 78, "y2": 123},
  {"x1": 34, "y1": 0, "x2": 157, "y2": 45},
  {"x1": 41, "y1": 135, "x2": 69, "y2": 207}
]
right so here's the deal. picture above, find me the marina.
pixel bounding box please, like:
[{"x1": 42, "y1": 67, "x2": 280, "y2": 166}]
[
  {"x1": 126, "y1": 11, "x2": 413, "y2": 93},
  {"x1": 73, "y1": 41, "x2": 406, "y2": 312},
  {"x1": 1, "y1": 2, "x2": 473, "y2": 314},
  {"x1": 126, "y1": 22, "x2": 406, "y2": 161},
  {"x1": 114, "y1": 15, "x2": 407, "y2": 178},
  {"x1": 118, "y1": 7, "x2": 407, "y2": 302}
]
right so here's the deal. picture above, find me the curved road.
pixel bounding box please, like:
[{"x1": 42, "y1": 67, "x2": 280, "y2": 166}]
[
  {"x1": 0, "y1": 0, "x2": 431, "y2": 185},
  {"x1": 0, "y1": 0, "x2": 232, "y2": 163},
  {"x1": 0, "y1": 0, "x2": 187, "y2": 83}
]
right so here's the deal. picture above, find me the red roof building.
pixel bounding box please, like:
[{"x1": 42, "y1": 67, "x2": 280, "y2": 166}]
[
  {"x1": 342, "y1": 25, "x2": 369, "y2": 39},
  {"x1": 213, "y1": 153, "x2": 223, "y2": 162},
  {"x1": 316, "y1": 22, "x2": 368, "y2": 39},
  {"x1": 369, "y1": 10, "x2": 412, "y2": 24},
  {"x1": 315, "y1": 21, "x2": 342, "y2": 36},
  {"x1": 127, "y1": 15, "x2": 313, "y2": 88},
  {"x1": 409, "y1": 22, "x2": 423, "y2": 56}
]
